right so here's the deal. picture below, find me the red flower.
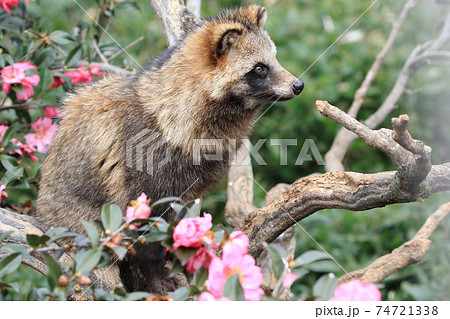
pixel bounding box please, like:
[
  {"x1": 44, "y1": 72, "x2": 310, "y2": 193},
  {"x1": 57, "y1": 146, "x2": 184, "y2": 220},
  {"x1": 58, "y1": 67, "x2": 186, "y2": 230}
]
[{"x1": 50, "y1": 76, "x2": 64, "y2": 89}]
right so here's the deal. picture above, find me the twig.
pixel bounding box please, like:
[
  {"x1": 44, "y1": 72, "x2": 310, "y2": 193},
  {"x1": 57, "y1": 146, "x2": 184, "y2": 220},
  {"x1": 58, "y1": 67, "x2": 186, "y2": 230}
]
[
  {"x1": 107, "y1": 36, "x2": 145, "y2": 62},
  {"x1": 338, "y1": 202, "x2": 450, "y2": 284},
  {"x1": 92, "y1": 37, "x2": 109, "y2": 64},
  {"x1": 325, "y1": 7, "x2": 450, "y2": 172},
  {"x1": 348, "y1": 0, "x2": 420, "y2": 118}
]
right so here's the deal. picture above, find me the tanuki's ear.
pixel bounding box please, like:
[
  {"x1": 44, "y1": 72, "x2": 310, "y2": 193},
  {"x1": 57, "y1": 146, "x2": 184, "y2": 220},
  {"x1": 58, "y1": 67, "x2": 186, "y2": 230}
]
[
  {"x1": 216, "y1": 28, "x2": 243, "y2": 58},
  {"x1": 241, "y1": 5, "x2": 267, "y2": 28}
]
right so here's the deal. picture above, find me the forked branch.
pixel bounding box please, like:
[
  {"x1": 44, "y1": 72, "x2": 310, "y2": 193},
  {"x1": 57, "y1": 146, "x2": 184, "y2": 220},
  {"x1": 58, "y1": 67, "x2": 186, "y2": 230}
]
[{"x1": 237, "y1": 101, "x2": 450, "y2": 258}]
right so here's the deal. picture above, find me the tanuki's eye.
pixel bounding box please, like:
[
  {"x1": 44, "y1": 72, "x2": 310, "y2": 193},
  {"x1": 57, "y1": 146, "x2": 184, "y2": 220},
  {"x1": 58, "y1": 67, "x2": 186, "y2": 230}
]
[{"x1": 253, "y1": 64, "x2": 268, "y2": 77}]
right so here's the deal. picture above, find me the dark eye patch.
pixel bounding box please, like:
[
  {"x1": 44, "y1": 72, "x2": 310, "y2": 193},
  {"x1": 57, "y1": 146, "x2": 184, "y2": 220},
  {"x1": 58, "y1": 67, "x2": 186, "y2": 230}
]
[{"x1": 244, "y1": 63, "x2": 269, "y2": 91}]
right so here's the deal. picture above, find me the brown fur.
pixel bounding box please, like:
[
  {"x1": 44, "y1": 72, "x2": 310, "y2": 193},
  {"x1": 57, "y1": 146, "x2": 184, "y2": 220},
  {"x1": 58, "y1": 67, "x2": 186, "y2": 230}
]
[{"x1": 37, "y1": 5, "x2": 302, "y2": 294}]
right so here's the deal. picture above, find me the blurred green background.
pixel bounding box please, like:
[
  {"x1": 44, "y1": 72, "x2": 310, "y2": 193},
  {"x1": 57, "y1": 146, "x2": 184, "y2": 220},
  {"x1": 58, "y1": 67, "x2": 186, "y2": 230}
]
[{"x1": 19, "y1": 0, "x2": 450, "y2": 300}]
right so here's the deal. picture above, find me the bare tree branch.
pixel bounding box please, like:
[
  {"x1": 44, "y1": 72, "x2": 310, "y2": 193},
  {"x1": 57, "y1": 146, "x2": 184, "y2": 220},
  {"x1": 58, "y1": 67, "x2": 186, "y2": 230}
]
[
  {"x1": 339, "y1": 202, "x2": 450, "y2": 284},
  {"x1": 186, "y1": 0, "x2": 201, "y2": 18},
  {"x1": 325, "y1": 5, "x2": 450, "y2": 172},
  {"x1": 237, "y1": 101, "x2": 450, "y2": 258},
  {"x1": 149, "y1": 0, "x2": 201, "y2": 47}
]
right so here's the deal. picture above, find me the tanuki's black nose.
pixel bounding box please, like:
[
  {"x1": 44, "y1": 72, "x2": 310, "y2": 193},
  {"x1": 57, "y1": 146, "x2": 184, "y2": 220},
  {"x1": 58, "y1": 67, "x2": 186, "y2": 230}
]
[{"x1": 292, "y1": 80, "x2": 304, "y2": 95}]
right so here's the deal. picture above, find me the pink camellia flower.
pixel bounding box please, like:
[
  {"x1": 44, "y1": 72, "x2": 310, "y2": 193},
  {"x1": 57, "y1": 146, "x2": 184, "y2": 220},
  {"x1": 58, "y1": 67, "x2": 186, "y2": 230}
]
[
  {"x1": 0, "y1": 0, "x2": 34, "y2": 13},
  {"x1": 206, "y1": 253, "x2": 264, "y2": 301},
  {"x1": 282, "y1": 272, "x2": 298, "y2": 289},
  {"x1": 24, "y1": 117, "x2": 58, "y2": 154},
  {"x1": 44, "y1": 106, "x2": 62, "y2": 118},
  {"x1": 1, "y1": 62, "x2": 40, "y2": 100},
  {"x1": 63, "y1": 65, "x2": 107, "y2": 85},
  {"x1": 197, "y1": 292, "x2": 231, "y2": 301},
  {"x1": 0, "y1": 184, "x2": 7, "y2": 201},
  {"x1": 0, "y1": 125, "x2": 9, "y2": 141},
  {"x1": 10, "y1": 138, "x2": 39, "y2": 162},
  {"x1": 126, "y1": 192, "x2": 151, "y2": 230},
  {"x1": 185, "y1": 246, "x2": 214, "y2": 274},
  {"x1": 329, "y1": 279, "x2": 381, "y2": 301},
  {"x1": 222, "y1": 230, "x2": 249, "y2": 260},
  {"x1": 173, "y1": 213, "x2": 212, "y2": 249},
  {"x1": 89, "y1": 64, "x2": 107, "y2": 77}
]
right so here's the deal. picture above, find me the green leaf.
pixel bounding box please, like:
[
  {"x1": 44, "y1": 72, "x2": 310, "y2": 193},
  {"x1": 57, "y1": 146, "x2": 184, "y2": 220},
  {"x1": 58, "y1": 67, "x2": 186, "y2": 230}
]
[
  {"x1": 174, "y1": 247, "x2": 197, "y2": 263},
  {"x1": 50, "y1": 30, "x2": 74, "y2": 45},
  {"x1": 169, "y1": 259, "x2": 184, "y2": 277},
  {"x1": 0, "y1": 15, "x2": 24, "y2": 33},
  {"x1": 294, "y1": 250, "x2": 331, "y2": 267},
  {"x1": 26, "y1": 234, "x2": 41, "y2": 249},
  {"x1": 0, "y1": 230, "x2": 13, "y2": 243},
  {"x1": 193, "y1": 266, "x2": 208, "y2": 288},
  {"x1": 101, "y1": 204, "x2": 123, "y2": 233},
  {"x1": 185, "y1": 199, "x2": 201, "y2": 218},
  {"x1": 122, "y1": 291, "x2": 151, "y2": 301},
  {"x1": 81, "y1": 221, "x2": 99, "y2": 248},
  {"x1": 0, "y1": 243, "x2": 30, "y2": 260},
  {"x1": 223, "y1": 273, "x2": 245, "y2": 301},
  {"x1": 1, "y1": 122, "x2": 20, "y2": 147},
  {"x1": 34, "y1": 47, "x2": 56, "y2": 69},
  {"x1": 45, "y1": 227, "x2": 77, "y2": 243},
  {"x1": 1, "y1": 54, "x2": 14, "y2": 67},
  {"x1": 46, "y1": 227, "x2": 68, "y2": 238},
  {"x1": 39, "y1": 235, "x2": 51, "y2": 246},
  {"x1": 313, "y1": 273, "x2": 338, "y2": 301},
  {"x1": 151, "y1": 196, "x2": 180, "y2": 208},
  {"x1": 111, "y1": 246, "x2": 128, "y2": 260},
  {"x1": 264, "y1": 243, "x2": 284, "y2": 280},
  {"x1": 172, "y1": 286, "x2": 190, "y2": 301},
  {"x1": 38, "y1": 67, "x2": 53, "y2": 92},
  {"x1": 24, "y1": 68, "x2": 38, "y2": 76},
  {"x1": 113, "y1": 287, "x2": 126, "y2": 297},
  {"x1": 0, "y1": 166, "x2": 23, "y2": 185},
  {"x1": 75, "y1": 249, "x2": 102, "y2": 273},
  {"x1": 42, "y1": 253, "x2": 62, "y2": 290},
  {"x1": 0, "y1": 252, "x2": 22, "y2": 278},
  {"x1": 0, "y1": 154, "x2": 18, "y2": 171},
  {"x1": 142, "y1": 231, "x2": 167, "y2": 243},
  {"x1": 65, "y1": 44, "x2": 82, "y2": 66},
  {"x1": 172, "y1": 203, "x2": 187, "y2": 220}
]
